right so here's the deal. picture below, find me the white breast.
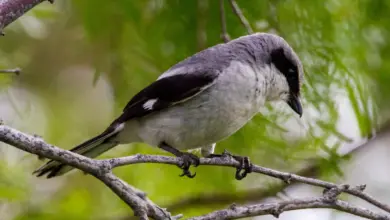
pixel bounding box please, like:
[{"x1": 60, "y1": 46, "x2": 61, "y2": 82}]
[{"x1": 124, "y1": 61, "x2": 268, "y2": 150}]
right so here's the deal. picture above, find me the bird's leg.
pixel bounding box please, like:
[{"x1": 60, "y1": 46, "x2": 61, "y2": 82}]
[
  {"x1": 207, "y1": 149, "x2": 253, "y2": 180},
  {"x1": 159, "y1": 142, "x2": 200, "y2": 178}
]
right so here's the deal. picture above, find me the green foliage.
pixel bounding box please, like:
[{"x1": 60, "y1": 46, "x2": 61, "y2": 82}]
[{"x1": 0, "y1": 0, "x2": 388, "y2": 219}]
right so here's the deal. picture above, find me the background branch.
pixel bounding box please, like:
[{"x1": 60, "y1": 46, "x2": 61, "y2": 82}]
[
  {"x1": 0, "y1": 0, "x2": 53, "y2": 34},
  {"x1": 196, "y1": 0, "x2": 208, "y2": 50},
  {"x1": 0, "y1": 67, "x2": 21, "y2": 75},
  {"x1": 228, "y1": 0, "x2": 253, "y2": 34},
  {"x1": 0, "y1": 0, "x2": 50, "y2": 75},
  {"x1": 219, "y1": 0, "x2": 230, "y2": 43},
  {"x1": 187, "y1": 197, "x2": 390, "y2": 220}
]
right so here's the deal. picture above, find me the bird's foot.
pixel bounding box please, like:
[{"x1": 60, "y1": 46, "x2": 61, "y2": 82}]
[
  {"x1": 158, "y1": 143, "x2": 200, "y2": 179},
  {"x1": 208, "y1": 149, "x2": 253, "y2": 180},
  {"x1": 231, "y1": 154, "x2": 252, "y2": 180},
  {"x1": 177, "y1": 152, "x2": 200, "y2": 178}
]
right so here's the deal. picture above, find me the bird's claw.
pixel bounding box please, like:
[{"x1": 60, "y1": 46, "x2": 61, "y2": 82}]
[
  {"x1": 177, "y1": 152, "x2": 199, "y2": 178},
  {"x1": 207, "y1": 149, "x2": 252, "y2": 180},
  {"x1": 233, "y1": 155, "x2": 252, "y2": 180},
  {"x1": 179, "y1": 169, "x2": 196, "y2": 178}
]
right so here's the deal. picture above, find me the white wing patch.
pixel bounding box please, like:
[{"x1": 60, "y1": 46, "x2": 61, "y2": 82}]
[{"x1": 143, "y1": 99, "x2": 158, "y2": 110}]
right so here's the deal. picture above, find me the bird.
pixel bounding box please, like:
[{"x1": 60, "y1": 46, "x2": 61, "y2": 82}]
[{"x1": 33, "y1": 33, "x2": 304, "y2": 180}]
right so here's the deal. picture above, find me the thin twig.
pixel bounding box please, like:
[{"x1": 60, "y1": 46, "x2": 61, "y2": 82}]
[
  {"x1": 0, "y1": 68, "x2": 21, "y2": 75},
  {"x1": 219, "y1": 0, "x2": 230, "y2": 42},
  {"x1": 228, "y1": 0, "x2": 253, "y2": 34}
]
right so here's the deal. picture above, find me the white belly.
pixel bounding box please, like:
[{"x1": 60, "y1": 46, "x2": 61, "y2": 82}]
[{"x1": 122, "y1": 62, "x2": 266, "y2": 150}]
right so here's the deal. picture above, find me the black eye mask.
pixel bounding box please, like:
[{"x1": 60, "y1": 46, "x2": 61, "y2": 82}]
[{"x1": 270, "y1": 48, "x2": 300, "y2": 96}]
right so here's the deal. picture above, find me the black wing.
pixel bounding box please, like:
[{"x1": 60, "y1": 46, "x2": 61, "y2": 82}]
[{"x1": 113, "y1": 72, "x2": 218, "y2": 124}]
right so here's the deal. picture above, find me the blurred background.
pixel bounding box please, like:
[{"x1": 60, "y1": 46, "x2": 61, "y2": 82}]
[{"x1": 0, "y1": 0, "x2": 389, "y2": 219}]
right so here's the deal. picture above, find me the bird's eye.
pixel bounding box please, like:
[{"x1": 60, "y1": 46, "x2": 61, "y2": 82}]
[{"x1": 288, "y1": 68, "x2": 295, "y2": 73}]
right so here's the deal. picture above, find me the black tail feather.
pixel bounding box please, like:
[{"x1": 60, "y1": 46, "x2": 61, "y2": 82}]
[{"x1": 33, "y1": 124, "x2": 123, "y2": 178}]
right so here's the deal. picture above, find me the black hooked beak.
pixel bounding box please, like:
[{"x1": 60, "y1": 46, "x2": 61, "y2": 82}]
[{"x1": 287, "y1": 94, "x2": 303, "y2": 117}]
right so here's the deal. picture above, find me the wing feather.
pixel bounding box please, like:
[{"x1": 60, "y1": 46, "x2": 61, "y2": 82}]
[{"x1": 113, "y1": 71, "x2": 218, "y2": 124}]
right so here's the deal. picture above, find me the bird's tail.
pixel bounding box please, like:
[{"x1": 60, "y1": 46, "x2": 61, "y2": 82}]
[{"x1": 33, "y1": 124, "x2": 124, "y2": 178}]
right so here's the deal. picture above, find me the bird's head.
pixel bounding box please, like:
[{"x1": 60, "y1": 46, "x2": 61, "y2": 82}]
[{"x1": 255, "y1": 33, "x2": 304, "y2": 117}]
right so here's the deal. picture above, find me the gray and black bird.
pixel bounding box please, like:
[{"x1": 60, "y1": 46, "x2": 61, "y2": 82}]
[{"x1": 34, "y1": 33, "x2": 304, "y2": 180}]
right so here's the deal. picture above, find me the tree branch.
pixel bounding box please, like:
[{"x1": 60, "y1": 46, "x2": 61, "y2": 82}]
[
  {"x1": 164, "y1": 122, "x2": 390, "y2": 212},
  {"x1": 164, "y1": 162, "x2": 319, "y2": 212},
  {"x1": 228, "y1": 0, "x2": 253, "y2": 34},
  {"x1": 0, "y1": 125, "x2": 175, "y2": 220},
  {"x1": 107, "y1": 154, "x2": 390, "y2": 215},
  {"x1": 1, "y1": 124, "x2": 390, "y2": 219},
  {"x1": 0, "y1": 0, "x2": 53, "y2": 34},
  {"x1": 163, "y1": 143, "x2": 364, "y2": 212},
  {"x1": 187, "y1": 196, "x2": 390, "y2": 220},
  {"x1": 126, "y1": 124, "x2": 390, "y2": 218}
]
